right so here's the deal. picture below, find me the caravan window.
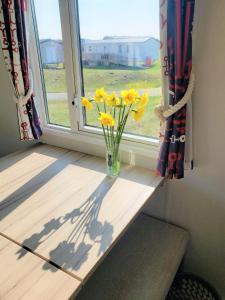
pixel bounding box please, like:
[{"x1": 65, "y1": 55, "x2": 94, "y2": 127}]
[
  {"x1": 78, "y1": 0, "x2": 161, "y2": 138},
  {"x1": 32, "y1": 0, "x2": 161, "y2": 142}
]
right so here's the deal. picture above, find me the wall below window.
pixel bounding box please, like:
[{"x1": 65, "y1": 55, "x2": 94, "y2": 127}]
[
  {"x1": 0, "y1": 53, "x2": 37, "y2": 157},
  {"x1": 146, "y1": 0, "x2": 225, "y2": 297}
]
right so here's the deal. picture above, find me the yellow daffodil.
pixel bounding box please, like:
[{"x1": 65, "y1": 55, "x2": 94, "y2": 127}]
[
  {"x1": 98, "y1": 112, "x2": 115, "y2": 127},
  {"x1": 139, "y1": 92, "x2": 149, "y2": 107},
  {"x1": 82, "y1": 97, "x2": 92, "y2": 110},
  {"x1": 132, "y1": 106, "x2": 145, "y2": 122},
  {"x1": 94, "y1": 88, "x2": 107, "y2": 102},
  {"x1": 106, "y1": 92, "x2": 120, "y2": 106},
  {"x1": 121, "y1": 89, "x2": 139, "y2": 105}
]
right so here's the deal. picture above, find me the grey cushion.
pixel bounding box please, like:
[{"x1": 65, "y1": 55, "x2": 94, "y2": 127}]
[{"x1": 76, "y1": 214, "x2": 188, "y2": 300}]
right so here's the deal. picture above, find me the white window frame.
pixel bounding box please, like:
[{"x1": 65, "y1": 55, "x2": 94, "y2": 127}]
[{"x1": 30, "y1": 0, "x2": 160, "y2": 170}]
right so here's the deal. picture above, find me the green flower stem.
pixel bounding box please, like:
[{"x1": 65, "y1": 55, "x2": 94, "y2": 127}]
[
  {"x1": 95, "y1": 102, "x2": 110, "y2": 151},
  {"x1": 112, "y1": 104, "x2": 128, "y2": 162},
  {"x1": 103, "y1": 101, "x2": 112, "y2": 149},
  {"x1": 94, "y1": 96, "x2": 134, "y2": 167},
  {"x1": 114, "y1": 104, "x2": 124, "y2": 148},
  {"x1": 112, "y1": 107, "x2": 116, "y2": 150},
  {"x1": 102, "y1": 126, "x2": 110, "y2": 151},
  {"x1": 118, "y1": 105, "x2": 122, "y2": 127},
  {"x1": 110, "y1": 127, "x2": 115, "y2": 156},
  {"x1": 114, "y1": 104, "x2": 133, "y2": 157},
  {"x1": 120, "y1": 106, "x2": 126, "y2": 126},
  {"x1": 107, "y1": 126, "x2": 112, "y2": 149},
  {"x1": 113, "y1": 106, "x2": 116, "y2": 120}
]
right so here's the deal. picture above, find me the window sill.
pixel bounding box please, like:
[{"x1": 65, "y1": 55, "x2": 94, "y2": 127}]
[{"x1": 40, "y1": 125, "x2": 159, "y2": 170}]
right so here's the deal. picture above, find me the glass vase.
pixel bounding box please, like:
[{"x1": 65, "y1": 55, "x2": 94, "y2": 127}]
[{"x1": 106, "y1": 145, "x2": 121, "y2": 177}]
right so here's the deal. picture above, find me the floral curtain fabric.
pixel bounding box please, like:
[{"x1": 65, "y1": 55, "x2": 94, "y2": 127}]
[
  {"x1": 157, "y1": 0, "x2": 195, "y2": 179},
  {"x1": 0, "y1": 0, "x2": 42, "y2": 140}
]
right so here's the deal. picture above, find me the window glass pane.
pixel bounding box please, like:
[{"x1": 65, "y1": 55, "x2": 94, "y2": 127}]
[
  {"x1": 33, "y1": 0, "x2": 70, "y2": 127},
  {"x1": 78, "y1": 0, "x2": 161, "y2": 138}
]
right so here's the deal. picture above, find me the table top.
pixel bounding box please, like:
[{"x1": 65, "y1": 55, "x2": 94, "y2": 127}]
[
  {"x1": 0, "y1": 235, "x2": 80, "y2": 300},
  {"x1": 0, "y1": 144, "x2": 162, "y2": 297}
]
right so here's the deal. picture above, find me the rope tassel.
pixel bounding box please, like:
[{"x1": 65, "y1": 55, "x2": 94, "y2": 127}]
[
  {"x1": 155, "y1": 70, "x2": 195, "y2": 122},
  {"x1": 13, "y1": 68, "x2": 34, "y2": 105}
]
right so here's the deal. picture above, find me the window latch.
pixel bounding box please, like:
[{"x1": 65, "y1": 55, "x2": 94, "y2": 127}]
[{"x1": 72, "y1": 97, "x2": 79, "y2": 108}]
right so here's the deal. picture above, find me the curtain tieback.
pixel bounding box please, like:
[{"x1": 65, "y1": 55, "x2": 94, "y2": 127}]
[
  {"x1": 155, "y1": 70, "x2": 195, "y2": 122},
  {"x1": 13, "y1": 68, "x2": 34, "y2": 105}
]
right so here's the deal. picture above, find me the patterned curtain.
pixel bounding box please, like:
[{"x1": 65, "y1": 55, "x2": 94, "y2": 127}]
[
  {"x1": 157, "y1": 0, "x2": 195, "y2": 179},
  {"x1": 0, "y1": 0, "x2": 42, "y2": 140}
]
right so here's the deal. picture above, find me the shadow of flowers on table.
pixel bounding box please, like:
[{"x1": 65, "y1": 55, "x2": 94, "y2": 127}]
[{"x1": 16, "y1": 176, "x2": 115, "y2": 272}]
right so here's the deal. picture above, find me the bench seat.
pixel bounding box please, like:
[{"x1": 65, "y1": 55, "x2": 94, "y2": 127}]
[{"x1": 76, "y1": 214, "x2": 189, "y2": 300}]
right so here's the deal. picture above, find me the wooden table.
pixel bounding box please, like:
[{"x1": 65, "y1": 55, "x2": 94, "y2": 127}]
[
  {"x1": 0, "y1": 144, "x2": 162, "y2": 298},
  {"x1": 0, "y1": 236, "x2": 81, "y2": 300}
]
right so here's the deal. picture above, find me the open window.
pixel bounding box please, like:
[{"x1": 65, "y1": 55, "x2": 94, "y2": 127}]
[{"x1": 33, "y1": 0, "x2": 71, "y2": 128}]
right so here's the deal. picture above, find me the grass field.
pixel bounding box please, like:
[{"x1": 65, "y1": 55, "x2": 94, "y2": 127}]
[
  {"x1": 45, "y1": 62, "x2": 161, "y2": 138},
  {"x1": 43, "y1": 61, "x2": 161, "y2": 93},
  {"x1": 47, "y1": 100, "x2": 70, "y2": 128}
]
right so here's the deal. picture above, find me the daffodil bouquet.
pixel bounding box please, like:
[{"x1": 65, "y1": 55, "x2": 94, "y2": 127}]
[{"x1": 82, "y1": 88, "x2": 149, "y2": 176}]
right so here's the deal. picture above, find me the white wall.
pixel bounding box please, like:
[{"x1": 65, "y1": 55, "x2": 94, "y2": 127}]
[
  {"x1": 0, "y1": 52, "x2": 37, "y2": 157},
  {"x1": 146, "y1": 0, "x2": 225, "y2": 297}
]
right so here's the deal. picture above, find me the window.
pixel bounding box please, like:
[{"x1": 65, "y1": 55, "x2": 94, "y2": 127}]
[
  {"x1": 78, "y1": 0, "x2": 161, "y2": 138},
  {"x1": 33, "y1": 0, "x2": 70, "y2": 128},
  {"x1": 32, "y1": 0, "x2": 161, "y2": 147}
]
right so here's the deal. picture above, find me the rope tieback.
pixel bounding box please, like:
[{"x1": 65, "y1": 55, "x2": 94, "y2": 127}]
[
  {"x1": 13, "y1": 68, "x2": 34, "y2": 105},
  {"x1": 154, "y1": 70, "x2": 195, "y2": 122}
]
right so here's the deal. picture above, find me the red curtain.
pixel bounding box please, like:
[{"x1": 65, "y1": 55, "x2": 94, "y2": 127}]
[
  {"x1": 0, "y1": 0, "x2": 42, "y2": 140},
  {"x1": 157, "y1": 0, "x2": 195, "y2": 179}
]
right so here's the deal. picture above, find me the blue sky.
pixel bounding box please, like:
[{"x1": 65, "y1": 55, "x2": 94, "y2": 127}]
[{"x1": 34, "y1": 0, "x2": 159, "y2": 40}]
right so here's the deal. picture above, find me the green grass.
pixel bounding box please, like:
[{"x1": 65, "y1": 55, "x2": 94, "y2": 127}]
[
  {"x1": 47, "y1": 96, "x2": 160, "y2": 138},
  {"x1": 48, "y1": 100, "x2": 70, "y2": 127},
  {"x1": 43, "y1": 61, "x2": 161, "y2": 93},
  {"x1": 43, "y1": 69, "x2": 67, "y2": 93}
]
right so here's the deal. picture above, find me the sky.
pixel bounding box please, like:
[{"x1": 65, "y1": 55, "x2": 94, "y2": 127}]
[{"x1": 34, "y1": 0, "x2": 159, "y2": 40}]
